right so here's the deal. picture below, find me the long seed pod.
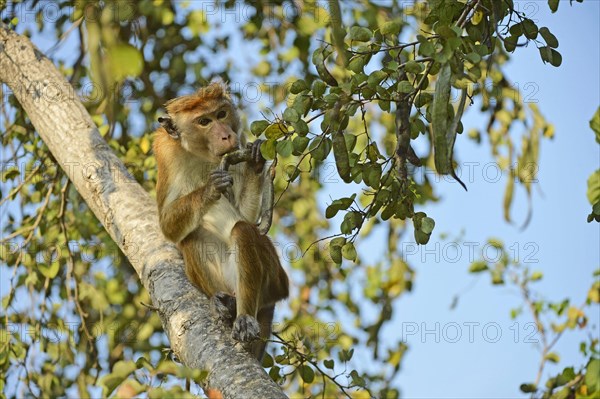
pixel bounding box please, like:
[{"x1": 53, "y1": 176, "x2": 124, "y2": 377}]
[{"x1": 432, "y1": 63, "x2": 467, "y2": 190}]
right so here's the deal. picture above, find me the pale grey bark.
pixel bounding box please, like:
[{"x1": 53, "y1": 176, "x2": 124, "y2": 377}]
[{"x1": 0, "y1": 25, "x2": 286, "y2": 399}]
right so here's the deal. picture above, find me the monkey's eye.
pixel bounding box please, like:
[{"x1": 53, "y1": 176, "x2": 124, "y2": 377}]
[
  {"x1": 216, "y1": 110, "x2": 227, "y2": 119},
  {"x1": 198, "y1": 118, "x2": 212, "y2": 126}
]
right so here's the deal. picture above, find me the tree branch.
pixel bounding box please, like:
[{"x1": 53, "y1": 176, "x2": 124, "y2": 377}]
[{"x1": 0, "y1": 24, "x2": 286, "y2": 399}]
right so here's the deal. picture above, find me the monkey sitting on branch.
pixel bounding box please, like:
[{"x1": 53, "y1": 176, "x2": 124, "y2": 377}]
[{"x1": 153, "y1": 82, "x2": 289, "y2": 360}]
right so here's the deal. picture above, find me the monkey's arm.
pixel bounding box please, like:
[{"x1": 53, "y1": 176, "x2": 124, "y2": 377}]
[{"x1": 158, "y1": 170, "x2": 232, "y2": 243}]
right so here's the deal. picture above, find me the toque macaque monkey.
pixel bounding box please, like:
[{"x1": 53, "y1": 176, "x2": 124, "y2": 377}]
[{"x1": 153, "y1": 82, "x2": 289, "y2": 360}]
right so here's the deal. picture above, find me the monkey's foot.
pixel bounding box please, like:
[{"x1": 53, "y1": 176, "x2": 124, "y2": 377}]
[
  {"x1": 232, "y1": 315, "x2": 260, "y2": 342},
  {"x1": 211, "y1": 292, "x2": 236, "y2": 326}
]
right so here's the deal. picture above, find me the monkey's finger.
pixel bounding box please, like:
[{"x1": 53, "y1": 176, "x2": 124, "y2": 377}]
[
  {"x1": 215, "y1": 174, "x2": 234, "y2": 185},
  {"x1": 252, "y1": 140, "x2": 264, "y2": 163},
  {"x1": 210, "y1": 170, "x2": 232, "y2": 180},
  {"x1": 213, "y1": 175, "x2": 233, "y2": 188}
]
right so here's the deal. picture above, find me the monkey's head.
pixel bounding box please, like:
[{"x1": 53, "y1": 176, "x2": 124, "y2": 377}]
[{"x1": 158, "y1": 82, "x2": 241, "y2": 163}]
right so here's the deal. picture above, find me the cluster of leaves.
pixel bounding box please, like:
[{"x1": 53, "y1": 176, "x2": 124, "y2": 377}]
[
  {"x1": 468, "y1": 239, "x2": 600, "y2": 398},
  {"x1": 251, "y1": 0, "x2": 558, "y2": 251},
  {"x1": 0, "y1": 0, "x2": 590, "y2": 398},
  {"x1": 587, "y1": 108, "x2": 600, "y2": 223}
]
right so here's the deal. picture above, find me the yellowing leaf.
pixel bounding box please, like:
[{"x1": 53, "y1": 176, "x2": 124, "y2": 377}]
[
  {"x1": 472, "y1": 10, "x2": 484, "y2": 25},
  {"x1": 140, "y1": 136, "x2": 151, "y2": 154},
  {"x1": 107, "y1": 44, "x2": 143, "y2": 80}
]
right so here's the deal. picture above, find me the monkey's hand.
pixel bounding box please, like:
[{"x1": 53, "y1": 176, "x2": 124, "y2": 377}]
[
  {"x1": 205, "y1": 169, "x2": 233, "y2": 202},
  {"x1": 232, "y1": 315, "x2": 260, "y2": 342},
  {"x1": 246, "y1": 140, "x2": 266, "y2": 174},
  {"x1": 211, "y1": 292, "x2": 237, "y2": 327}
]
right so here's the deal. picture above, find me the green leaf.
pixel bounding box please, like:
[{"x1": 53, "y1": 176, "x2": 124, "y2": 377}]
[
  {"x1": 326, "y1": 196, "x2": 355, "y2": 218},
  {"x1": 381, "y1": 203, "x2": 397, "y2": 220},
  {"x1": 545, "y1": 352, "x2": 560, "y2": 363},
  {"x1": 587, "y1": 170, "x2": 600, "y2": 205},
  {"x1": 329, "y1": 244, "x2": 342, "y2": 263},
  {"x1": 309, "y1": 137, "x2": 332, "y2": 161},
  {"x1": 262, "y1": 353, "x2": 274, "y2": 368},
  {"x1": 269, "y1": 366, "x2": 281, "y2": 381},
  {"x1": 590, "y1": 107, "x2": 600, "y2": 144},
  {"x1": 350, "y1": 369, "x2": 366, "y2": 387},
  {"x1": 326, "y1": 204, "x2": 339, "y2": 219},
  {"x1": 397, "y1": 80, "x2": 414, "y2": 93},
  {"x1": 539, "y1": 27, "x2": 559, "y2": 48},
  {"x1": 299, "y1": 364, "x2": 315, "y2": 383},
  {"x1": 341, "y1": 211, "x2": 361, "y2": 234},
  {"x1": 404, "y1": 60, "x2": 424, "y2": 74},
  {"x1": 290, "y1": 79, "x2": 309, "y2": 94},
  {"x1": 284, "y1": 165, "x2": 300, "y2": 182},
  {"x1": 292, "y1": 93, "x2": 312, "y2": 117},
  {"x1": 276, "y1": 140, "x2": 293, "y2": 157},
  {"x1": 265, "y1": 123, "x2": 286, "y2": 140},
  {"x1": 339, "y1": 348, "x2": 354, "y2": 361},
  {"x1": 292, "y1": 136, "x2": 309, "y2": 154},
  {"x1": 341, "y1": 242, "x2": 357, "y2": 261},
  {"x1": 367, "y1": 70, "x2": 387, "y2": 88},
  {"x1": 2, "y1": 167, "x2": 20, "y2": 181},
  {"x1": 469, "y1": 261, "x2": 488, "y2": 273},
  {"x1": 250, "y1": 120, "x2": 270, "y2": 136},
  {"x1": 491, "y1": 269, "x2": 504, "y2": 285},
  {"x1": 39, "y1": 262, "x2": 60, "y2": 279},
  {"x1": 419, "y1": 40, "x2": 435, "y2": 56},
  {"x1": 312, "y1": 80, "x2": 327, "y2": 97},
  {"x1": 586, "y1": 358, "x2": 600, "y2": 393},
  {"x1": 530, "y1": 271, "x2": 543, "y2": 281},
  {"x1": 504, "y1": 35, "x2": 518, "y2": 52},
  {"x1": 348, "y1": 56, "x2": 366, "y2": 73},
  {"x1": 420, "y1": 217, "x2": 435, "y2": 234},
  {"x1": 283, "y1": 108, "x2": 300, "y2": 123},
  {"x1": 436, "y1": 25, "x2": 456, "y2": 39},
  {"x1": 414, "y1": 93, "x2": 432, "y2": 108},
  {"x1": 260, "y1": 139, "x2": 277, "y2": 160},
  {"x1": 548, "y1": 0, "x2": 559, "y2": 12},
  {"x1": 380, "y1": 20, "x2": 401, "y2": 36},
  {"x1": 521, "y1": 19, "x2": 538, "y2": 39},
  {"x1": 554, "y1": 367, "x2": 576, "y2": 387},
  {"x1": 465, "y1": 52, "x2": 481, "y2": 64},
  {"x1": 107, "y1": 44, "x2": 143, "y2": 80},
  {"x1": 330, "y1": 237, "x2": 347, "y2": 249},
  {"x1": 519, "y1": 383, "x2": 537, "y2": 393},
  {"x1": 414, "y1": 229, "x2": 431, "y2": 245},
  {"x1": 349, "y1": 26, "x2": 372, "y2": 42},
  {"x1": 292, "y1": 119, "x2": 309, "y2": 136},
  {"x1": 539, "y1": 46, "x2": 562, "y2": 67},
  {"x1": 363, "y1": 164, "x2": 381, "y2": 189},
  {"x1": 324, "y1": 359, "x2": 335, "y2": 369}
]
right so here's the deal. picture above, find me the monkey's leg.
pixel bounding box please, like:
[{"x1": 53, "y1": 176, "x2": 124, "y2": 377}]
[
  {"x1": 229, "y1": 222, "x2": 289, "y2": 344},
  {"x1": 179, "y1": 231, "x2": 231, "y2": 298},
  {"x1": 229, "y1": 222, "x2": 264, "y2": 342}
]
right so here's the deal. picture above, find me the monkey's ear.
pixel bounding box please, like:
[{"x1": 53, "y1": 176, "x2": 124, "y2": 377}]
[{"x1": 158, "y1": 116, "x2": 180, "y2": 140}]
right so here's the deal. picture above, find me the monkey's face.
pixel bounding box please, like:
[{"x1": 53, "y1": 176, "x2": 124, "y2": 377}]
[{"x1": 179, "y1": 105, "x2": 240, "y2": 163}]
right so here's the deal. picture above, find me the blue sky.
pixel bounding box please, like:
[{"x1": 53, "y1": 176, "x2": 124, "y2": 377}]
[{"x1": 392, "y1": 3, "x2": 600, "y2": 397}]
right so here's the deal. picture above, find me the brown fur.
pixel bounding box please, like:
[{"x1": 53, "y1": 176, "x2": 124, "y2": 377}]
[{"x1": 153, "y1": 83, "x2": 289, "y2": 361}]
